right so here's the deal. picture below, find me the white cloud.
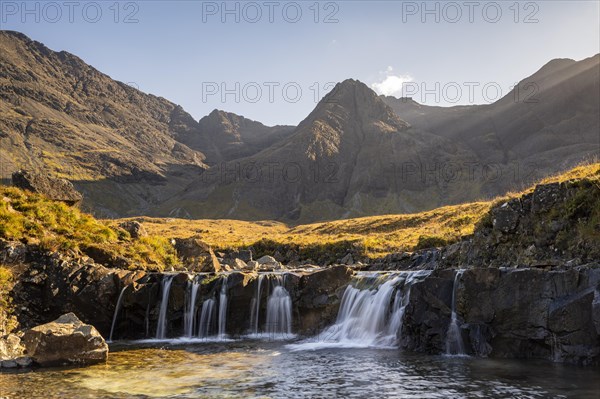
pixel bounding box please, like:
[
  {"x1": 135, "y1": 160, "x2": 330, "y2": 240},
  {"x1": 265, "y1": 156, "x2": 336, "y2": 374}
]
[{"x1": 371, "y1": 67, "x2": 413, "y2": 97}]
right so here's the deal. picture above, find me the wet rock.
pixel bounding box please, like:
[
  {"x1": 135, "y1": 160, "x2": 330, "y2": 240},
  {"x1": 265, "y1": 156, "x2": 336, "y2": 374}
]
[
  {"x1": 1, "y1": 359, "x2": 17, "y2": 368},
  {"x1": 397, "y1": 266, "x2": 600, "y2": 364},
  {"x1": 12, "y1": 170, "x2": 83, "y2": 206},
  {"x1": 400, "y1": 270, "x2": 454, "y2": 354},
  {"x1": 296, "y1": 266, "x2": 354, "y2": 334},
  {"x1": 118, "y1": 221, "x2": 148, "y2": 239},
  {"x1": 22, "y1": 313, "x2": 108, "y2": 367},
  {"x1": 15, "y1": 356, "x2": 33, "y2": 367}
]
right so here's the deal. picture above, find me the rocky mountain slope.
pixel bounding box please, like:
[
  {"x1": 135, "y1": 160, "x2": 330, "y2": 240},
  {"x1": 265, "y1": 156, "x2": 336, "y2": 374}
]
[
  {"x1": 164, "y1": 79, "x2": 480, "y2": 221},
  {"x1": 0, "y1": 30, "x2": 597, "y2": 221},
  {"x1": 0, "y1": 31, "x2": 291, "y2": 217},
  {"x1": 0, "y1": 31, "x2": 214, "y2": 216},
  {"x1": 178, "y1": 109, "x2": 295, "y2": 163},
  {"x1": 383, "y1": 54, "x2": 600, "y2": 191}
]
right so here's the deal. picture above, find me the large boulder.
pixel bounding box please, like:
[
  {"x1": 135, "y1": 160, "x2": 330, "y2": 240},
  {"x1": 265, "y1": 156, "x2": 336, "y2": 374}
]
[
  {"x1": 22, "y1": 313, "x2": 108, "y2": 367},
  {"x1": 12, "y1": 170, "x2": 83, "y2": 206},
  {"x1": 118, "y1": 221, "x2": 148, "y2": 239},
  {"x1": 256, "y1": 255, "x2": 282, "y2": 270},
  {"x1": 173, "y1": 237, "x2": 221, "y2": 273}
]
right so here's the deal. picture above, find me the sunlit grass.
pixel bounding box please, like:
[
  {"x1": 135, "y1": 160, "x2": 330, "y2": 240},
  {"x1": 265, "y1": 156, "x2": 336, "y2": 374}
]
[
  {"x1": 118, "y1": 162, "x2": 600, "y2": 260},
  {"x1": 0, "y1": 186, "x2": 176, "y2": 271}
]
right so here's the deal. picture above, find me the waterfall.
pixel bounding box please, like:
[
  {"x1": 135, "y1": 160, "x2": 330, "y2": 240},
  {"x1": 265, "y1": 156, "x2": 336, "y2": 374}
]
[
  {"x1": 265, "y1": 275, "x2": 293, "y2": 338},
  {"x1": 198, "y1": 298, "x2": 216, "y2": 338},
  {"x1": 249, "y1": 274, "x2": 266, "y2": 335},
  {"x1": 217, "y1": 275, "x2": 228, "y2": 339},
  {"x1": 108, "y1": 285, "x2": 128, "y2": 342},
  {"x1": 288, "y1": 270, "x2": 431, "y2": 350},
  {"x1": 445, "y1": 270, "x2": 466, "y2": 355},
  {"x1": 183, "y1": 278, "x2": 200, "y2": 337},
  {"x1": 155, "y1": 275, "x2": 174, "y2": 339}
]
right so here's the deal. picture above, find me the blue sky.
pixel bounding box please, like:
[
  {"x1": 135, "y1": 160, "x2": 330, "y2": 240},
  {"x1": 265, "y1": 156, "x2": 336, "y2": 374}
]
[{"x1": 1, "y1": 1, "x2": 599, "y2": 125}]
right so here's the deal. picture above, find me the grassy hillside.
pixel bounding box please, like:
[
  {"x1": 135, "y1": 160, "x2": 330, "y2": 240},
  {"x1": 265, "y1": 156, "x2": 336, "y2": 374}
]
[
  {"x1": 0, "y1": 186, "x2": 177, "y2": 270},
  {"x1": 129, "y1": 162, "x2": 600, "y2": 261},
  {"x1": 117, "y1": 162, "x2": 600, "y2": 261},
  {"x1": 1, "y1": 162, "x2": 597, "y2": 268}
]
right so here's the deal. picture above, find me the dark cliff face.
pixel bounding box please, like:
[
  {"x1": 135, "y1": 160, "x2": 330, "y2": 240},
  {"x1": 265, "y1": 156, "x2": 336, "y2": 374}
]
[
  {"x1": 402, "y1": 266, "x2": 600, "y2": 365},
  {"x1": 5, "y1": 237, "x2": 599, "y2": 366}
]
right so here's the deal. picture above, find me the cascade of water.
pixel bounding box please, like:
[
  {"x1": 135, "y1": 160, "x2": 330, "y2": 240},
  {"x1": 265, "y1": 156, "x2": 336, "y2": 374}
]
[
  {"x1": 249, "y1": 274, "x2": 265, "y2": 334},
  {"x1": 217, "y1": 275, "x2": 228, "y2": 339},
  {"x1": 155, "y1": 275, "x2": 174, "y2": 339},
  {"x1": 265, "y1": 275, "x2": 293, "y2": 338},
  {"x1": 445, "y1": 269, "x2": 466, "y2": 355},
  {"x1": 108, "y1": 285, "x2": 128, "y2": 342},
  {"x1": 198, "y1": 298, "x2": 216, "y2": 338},
  {"x1": 183, "y1": 277, "x2": 200, "y2": 337},
  {"x1": 288, "y1": 270, "x2": 432, "y2": 350}
]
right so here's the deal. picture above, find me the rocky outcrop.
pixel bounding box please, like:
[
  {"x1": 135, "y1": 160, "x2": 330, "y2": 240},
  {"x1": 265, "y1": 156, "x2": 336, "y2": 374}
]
[
  {"x1": 22, "y1": 313, "x2": 108, "y2": 366},
  {"x1": 173, "y1": 237, "x2": 221, "y2": 273},
  {"x1": 400, "y1": 265, "x2": 600, "y2": 365},
  {"x1": 0, "y1": 239, "x2": 147, "y2": 337},
  {"x1": 11, "y1": 170, "x2": 83, "y2": 206},
  {"x1": 118, "y1": 221, "x2": 148, "y2": 239},
  {"x1": 442, "y1": 180, "x2": 600, "y2": 268}
]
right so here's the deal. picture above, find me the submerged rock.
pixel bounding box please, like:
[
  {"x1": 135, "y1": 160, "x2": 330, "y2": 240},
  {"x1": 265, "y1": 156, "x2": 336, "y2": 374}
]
[{"x1": 22, "y1": 313, "x2": 108, "y2": 367}]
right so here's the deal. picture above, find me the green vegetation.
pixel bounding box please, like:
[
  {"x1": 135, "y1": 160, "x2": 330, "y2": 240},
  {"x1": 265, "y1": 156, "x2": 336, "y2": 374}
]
[{"x1": 0, "y1": 186, "x2": 177, "y2": 271}]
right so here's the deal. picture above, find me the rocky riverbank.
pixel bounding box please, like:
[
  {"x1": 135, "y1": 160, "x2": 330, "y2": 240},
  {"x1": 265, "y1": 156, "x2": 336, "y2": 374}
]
[{"x1": 1, "y1": 170, "x2": 599, "y2": 368}]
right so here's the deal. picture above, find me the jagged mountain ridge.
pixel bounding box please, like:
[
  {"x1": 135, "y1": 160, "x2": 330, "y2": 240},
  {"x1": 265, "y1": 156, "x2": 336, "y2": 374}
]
[
  {"x1": 0, "y1": 30, "x2": 597, "y2": 221},
  {"x1": 163, "y1": 79, "x2": 480, "y2": 220},
  {"x1": 177, "y1": 109, "x2": 295, "y2": 163}
]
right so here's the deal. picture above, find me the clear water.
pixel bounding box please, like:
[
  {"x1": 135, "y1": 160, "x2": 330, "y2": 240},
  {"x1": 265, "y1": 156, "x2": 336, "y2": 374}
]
[{"x1": 1, "y1": 340, "x2": 598, "y2": 398}]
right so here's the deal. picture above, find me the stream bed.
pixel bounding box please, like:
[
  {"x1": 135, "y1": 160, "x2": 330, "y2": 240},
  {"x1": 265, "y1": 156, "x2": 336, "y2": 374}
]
[{"x1": 1, "y1": 339, "x2": 599, "y2": 398}]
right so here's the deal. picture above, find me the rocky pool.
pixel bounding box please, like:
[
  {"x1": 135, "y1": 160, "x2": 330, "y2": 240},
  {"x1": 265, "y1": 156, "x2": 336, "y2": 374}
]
[{"x1": 1, "y1": 339, "x2": 599, "y2": 398}]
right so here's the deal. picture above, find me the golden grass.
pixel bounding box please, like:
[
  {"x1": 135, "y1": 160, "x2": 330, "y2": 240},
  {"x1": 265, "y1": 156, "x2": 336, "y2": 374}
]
[
  {"x1": 2, "y1": 162, "x2": 597, "y2": 267},
  {"x1": 116, "y1": 162, "x2": 600, "y2": 259},
  {"x1": 117, "y1": 201, "x2": 490, "y2": 259},
  {"x1": 0, "y1": 186, "x2": 177, "y2": 270}
]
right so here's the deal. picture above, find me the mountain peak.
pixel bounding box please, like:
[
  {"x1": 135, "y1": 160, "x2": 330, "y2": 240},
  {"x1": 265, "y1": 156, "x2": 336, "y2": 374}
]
[{"x1": 309, "y1": 78, "x2": 410, "y2": 131}]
